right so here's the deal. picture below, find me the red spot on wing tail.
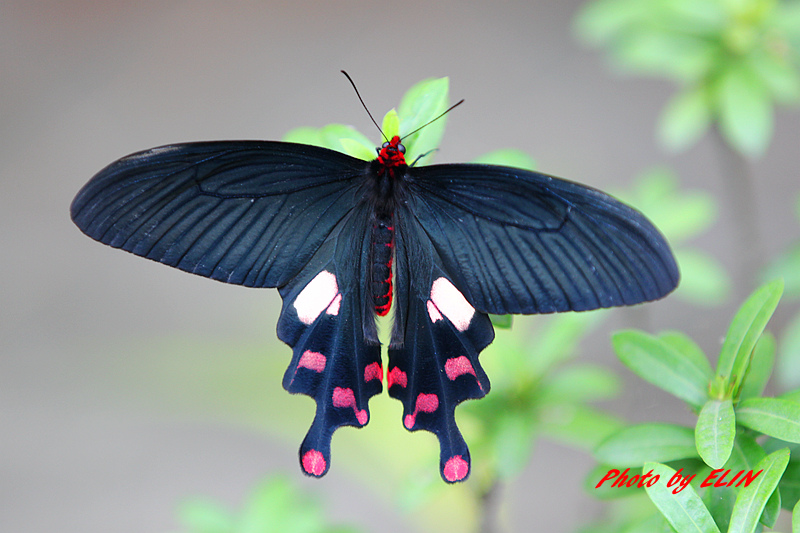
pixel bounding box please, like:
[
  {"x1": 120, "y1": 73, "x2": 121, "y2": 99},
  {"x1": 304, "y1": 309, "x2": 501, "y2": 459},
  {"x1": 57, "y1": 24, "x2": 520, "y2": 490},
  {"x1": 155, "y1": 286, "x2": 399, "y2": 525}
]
[
  {"x1": 302, "y1": 450, "x2": 326, "y2": 476},
  {"x1": 443, "y1": 456, "x2": 469, "y2": 482}
]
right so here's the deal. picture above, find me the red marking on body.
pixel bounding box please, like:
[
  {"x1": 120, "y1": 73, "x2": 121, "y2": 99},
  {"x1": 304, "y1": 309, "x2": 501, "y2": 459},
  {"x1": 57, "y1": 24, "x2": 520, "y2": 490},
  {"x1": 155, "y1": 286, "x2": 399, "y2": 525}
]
[
  {"x1": 302, "y1": 449, "x2": 326, "y2": 476},
  {"x1": 364, "y1": 362, "x2": 382, "y2": 383},
  {"x1": 403, "y1": 393, "x2": 440, "y2": 429},
  {"x1": 443, "y1": 456, "x2": 469, "y2": 482},
  {"x1": 298, "y1": 350, "x2": 326, "y2": 373},
  {"x1": 387, "y1": 367, "x2": 407, "y2": 389},
  {"x1": 376, "y1": 136, "x2": 407, "y2": 170},
  {"x1": 332, "y1": 387, "x2": 368, "y2": 425}
]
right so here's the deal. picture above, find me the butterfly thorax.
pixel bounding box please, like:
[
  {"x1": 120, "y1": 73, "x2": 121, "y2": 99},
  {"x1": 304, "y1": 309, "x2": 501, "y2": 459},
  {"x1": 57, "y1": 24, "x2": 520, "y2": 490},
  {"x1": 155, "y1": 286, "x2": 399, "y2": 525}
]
[{"x1": 368, "y1": 136, "x2": 405, "y2": 316}]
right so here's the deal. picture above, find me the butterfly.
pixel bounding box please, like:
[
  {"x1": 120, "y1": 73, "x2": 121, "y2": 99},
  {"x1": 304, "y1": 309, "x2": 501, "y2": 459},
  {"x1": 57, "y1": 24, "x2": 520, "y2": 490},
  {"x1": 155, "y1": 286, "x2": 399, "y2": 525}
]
[{"x1": 70, "y1": 79, "x2": 678, "y2": 483}]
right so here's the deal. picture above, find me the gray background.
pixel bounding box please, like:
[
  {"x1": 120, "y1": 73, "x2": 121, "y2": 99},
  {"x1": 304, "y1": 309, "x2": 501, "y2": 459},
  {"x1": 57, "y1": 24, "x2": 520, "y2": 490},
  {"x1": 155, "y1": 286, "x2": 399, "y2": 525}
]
[{"x1": 3, "y1": 1, "x2": 798, "y2": 532}]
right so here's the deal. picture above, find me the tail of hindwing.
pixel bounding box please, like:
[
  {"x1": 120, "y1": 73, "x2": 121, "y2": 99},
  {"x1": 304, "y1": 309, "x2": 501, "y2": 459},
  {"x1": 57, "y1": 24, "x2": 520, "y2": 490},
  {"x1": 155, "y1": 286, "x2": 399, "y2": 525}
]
[
  {"x1": 277, "y1": 267, "x2": 382, "y2": 478},
  {"x1": 389, "y1": 271, "x2": 494, "y2": 483}
]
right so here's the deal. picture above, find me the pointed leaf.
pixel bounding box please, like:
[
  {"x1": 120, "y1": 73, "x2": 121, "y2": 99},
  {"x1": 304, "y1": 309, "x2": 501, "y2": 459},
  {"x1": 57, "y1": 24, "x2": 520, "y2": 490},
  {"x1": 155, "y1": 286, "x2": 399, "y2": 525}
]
[
  {"x1": 595, "y1": 423, "x2": 698, "y2": 466},
  {"x1": 736, "y1": 397, "x2": 800, "y2": 442},
  {"x1": 716, "y1": 62, "x2": 774, "y2": 158},
  {"x1": 761, "y1": 486, "x2": 781, "y2": 528},
  {"x1": 728, "y1": 448, "x2": 791, "y2": 533},
  {"x1": 794, "y1": 498, "x2": 800, "y2": 533},
  {"x1": 643, "y1": 462, "x2": 721, "y2": 533},
  {"x1": 659, "y1": 86, "x2": 711, "y2": 151},
  {"x1": 696, "y1": 399, "x2": 736, "y2": 469},
  {"x1": 716, "y1": 280, "x2": 783, "y2": 395},
  {"x1": 381, "y1": 108, "x2": 400, "y2": 140},
  {"x1": 613, "y1": 330, "x2": 711, "y2": 407},
  {"x1": 397, "y1": 77, "x2": 449, "y2": 163},
  {"x1": 738, "y1": 331, "x2": 775, "y2": 400}
]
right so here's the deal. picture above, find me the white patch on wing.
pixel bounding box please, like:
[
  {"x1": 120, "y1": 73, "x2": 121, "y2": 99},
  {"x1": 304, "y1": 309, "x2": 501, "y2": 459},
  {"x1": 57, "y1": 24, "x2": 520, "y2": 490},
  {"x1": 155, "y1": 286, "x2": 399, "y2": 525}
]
[
  {"x1": 426, "y1": 300, "x2": 443, "y2": 322},
  {"x1": 429, "y1": 277, "x2": 474, "y2": 332},
  {"x1": 294, "y1": 271, "x2": 339, "y2": 325}
]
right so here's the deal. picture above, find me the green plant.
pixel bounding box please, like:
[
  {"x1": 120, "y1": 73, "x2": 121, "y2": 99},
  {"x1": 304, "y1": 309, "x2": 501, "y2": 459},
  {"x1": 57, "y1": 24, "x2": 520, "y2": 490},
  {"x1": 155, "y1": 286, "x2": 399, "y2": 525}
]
[
  {"x1": 175, "y1": 475, "x2": 361, "y2": 533},
  {"x1": 586, "y1": 280, "x2": 800, "y2": 533}
]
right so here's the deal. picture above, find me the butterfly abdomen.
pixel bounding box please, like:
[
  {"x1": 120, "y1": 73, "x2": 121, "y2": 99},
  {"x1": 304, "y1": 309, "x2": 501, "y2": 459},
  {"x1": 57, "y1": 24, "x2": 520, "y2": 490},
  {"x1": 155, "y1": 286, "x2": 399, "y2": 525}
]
[{"x1": 371, "y1": 214, "x2": 394, "y2": 316}]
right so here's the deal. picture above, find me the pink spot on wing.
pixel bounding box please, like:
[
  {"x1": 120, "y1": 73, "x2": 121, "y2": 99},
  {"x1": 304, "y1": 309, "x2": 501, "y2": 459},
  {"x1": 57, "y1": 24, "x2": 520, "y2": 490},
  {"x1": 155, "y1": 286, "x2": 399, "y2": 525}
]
[
  {"x1": 326, "y1": 293, "x2": 342, "y2": 316},
  {"x1": 445, "y1": 356, "x2": 476, "y2": 380},
  {"x1": 302, "y1": 449, "x2": 326, "y2": 476},
  {"x1": 298, "y1": 350, "x2": 326, "y2": 373},
  {"x1": 429, "y1": 277, "x2": 474, "y2": 332},
  {"x1": 387, "y1": 367, "x2": 407, "y2": 389},
  {"x1": 294, "y1": 271, "x2": 339, "y2": 325},
  {"x1": 443, "y1": 455, "x2": 469, "y2": 482},
  {"x1": 403, "y1": 393, "x2": 440, "y2": 429},
  {"x1": 427, "y1": 300, "x2": 443, "y2": 322},
  {"x1": 332, "y1": 387, "x2": 368, "y2": 426},
  {"x1": 364, "y1": 362, "x2": 382, "y2": 383}
]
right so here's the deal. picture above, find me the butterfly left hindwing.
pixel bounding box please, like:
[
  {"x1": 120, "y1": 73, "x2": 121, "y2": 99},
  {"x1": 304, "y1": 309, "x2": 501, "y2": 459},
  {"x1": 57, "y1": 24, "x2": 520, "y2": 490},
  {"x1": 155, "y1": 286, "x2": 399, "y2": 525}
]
[{"x1": 276, "y1": 207, "x2": 382, "y2": 478}]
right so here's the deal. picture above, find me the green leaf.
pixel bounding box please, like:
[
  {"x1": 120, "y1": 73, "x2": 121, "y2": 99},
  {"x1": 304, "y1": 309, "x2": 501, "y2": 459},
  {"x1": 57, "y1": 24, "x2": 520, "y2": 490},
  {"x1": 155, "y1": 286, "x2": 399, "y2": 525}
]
[
  {"x1": 716, "y1": 62, "x2": 774, "y2": 158},
  {"x1": 695, "y1": 399, "x2": 736, "y2": 469},
  {"x1": 493, "y1": 414, "x2": 535, "y2": 479},
  {"x1": 747, "y1": 50, "x2": 800, "y2": 104},
  {"x1": 178, "y1": 500, "x2": 236, "y2": 533},
  {"x1": 538, "y1": 365, "x2": 621, "y2": 404},
  {"x1": 783, "y1": 389, "x2": 800, "y2": 404},
  {"x1": 672, "y1": 249, "x2": 731, "y2": 305},
  {"x1": 762, "y1": 243, "x2": 800, "y2": 297},
  {"x1": 659, "y1": 86, "x2": 711, "y2": 152},
  {"x1": 737, "y1": 397, "x2": 800, "y2": 442},
  {"x1": 738, "y1": 331, "x2": 775, "y2": 400},
  {"x1": 760, "y1": 485, "x2": 781, "y2": 528},
  {"x1": 397, "y1": 77, "x2": 449, "y2": 163},
  {"x1": 778, "y1": 312, "x2": 800, "y2": 391},
  {"x1": 586, "y1": 464, "x2": 646, "y2": 499},
  {"x1": 785, "y1": 461, "x2": 800, "y2": 510},
  {"x1": 595, "y1": 423, "x2": 699, "y2": 466},
  {"x1": 660, "y1": 331, "x2": 712, "y2": 375},
  {"x1": 489, "y1": 314, "x2": 513, "y2": 329},
  {"x1": 643, "y1": 462, "x2": 721, "y2": 533},
  {"x1": 541, "y1": 404, "x2": 625, "y2": 450},
  {"x1": 728, "y1": 448, "x2": 791, "y2": 533},
  {"x1": 283, "y1": 124, "x2": 374, "y2": 159},
  {"x1": 613, "y1": 330, "x2": 711, "y2": 408},
  {"x1": 381, "y1": 108, "x2": 400, "y2": 140},
  {"x1": 794, "y1": 498, "x2": 800, "y2": 533},
  {"x1": 472, "y1": 149, "x2": 537, "y2": 170},
  {"x1": 716, "y1": 280, "x2": 783, "y2": 396}
]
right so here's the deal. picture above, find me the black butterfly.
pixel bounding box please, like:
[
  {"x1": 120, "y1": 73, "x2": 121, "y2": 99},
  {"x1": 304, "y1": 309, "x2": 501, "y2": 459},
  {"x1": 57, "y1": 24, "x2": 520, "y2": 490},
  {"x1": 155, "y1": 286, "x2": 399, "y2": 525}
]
[{"x1": 71, "y1": 108, "x2": 678, "y2": 484}]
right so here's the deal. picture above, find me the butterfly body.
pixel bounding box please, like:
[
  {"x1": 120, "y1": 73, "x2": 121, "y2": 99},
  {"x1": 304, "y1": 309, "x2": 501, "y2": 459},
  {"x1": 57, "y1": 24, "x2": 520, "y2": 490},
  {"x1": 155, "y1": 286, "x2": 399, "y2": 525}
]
[{"x1": 72, "y1": 135, "x2": 678, "y2": 483}]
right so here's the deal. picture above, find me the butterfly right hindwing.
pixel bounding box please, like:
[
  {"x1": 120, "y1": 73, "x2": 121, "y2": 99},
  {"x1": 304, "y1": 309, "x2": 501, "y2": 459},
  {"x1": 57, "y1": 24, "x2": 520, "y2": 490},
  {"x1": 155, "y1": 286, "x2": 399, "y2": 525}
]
[{"x1": 389, "y1": 211, "x2": 494, "y2": 482}]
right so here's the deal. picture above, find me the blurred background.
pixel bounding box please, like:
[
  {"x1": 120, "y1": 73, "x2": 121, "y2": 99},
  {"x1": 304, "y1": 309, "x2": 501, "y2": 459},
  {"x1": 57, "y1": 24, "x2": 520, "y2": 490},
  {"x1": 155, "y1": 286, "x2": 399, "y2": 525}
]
[{"x1": 2, "y1": 1, "x2": 799, "y2": 532}]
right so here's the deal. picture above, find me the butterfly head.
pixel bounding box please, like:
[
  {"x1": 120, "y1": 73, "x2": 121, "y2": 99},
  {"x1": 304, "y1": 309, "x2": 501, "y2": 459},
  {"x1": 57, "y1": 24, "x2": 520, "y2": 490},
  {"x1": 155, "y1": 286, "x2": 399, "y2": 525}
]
[{"x1": 376, "y1": 136, "x2": 407, "y2": 169}]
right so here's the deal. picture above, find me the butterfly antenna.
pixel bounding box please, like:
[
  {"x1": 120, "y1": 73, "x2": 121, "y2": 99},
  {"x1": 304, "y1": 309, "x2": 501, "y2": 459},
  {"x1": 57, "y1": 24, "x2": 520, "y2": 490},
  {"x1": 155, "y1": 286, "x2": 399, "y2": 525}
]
[
  {"x1": 400, "y1": 99, "x2": 465, "y2": 141},
  {"x1": 341, "y1": 70, "x2": 388, "y2": 143}
]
